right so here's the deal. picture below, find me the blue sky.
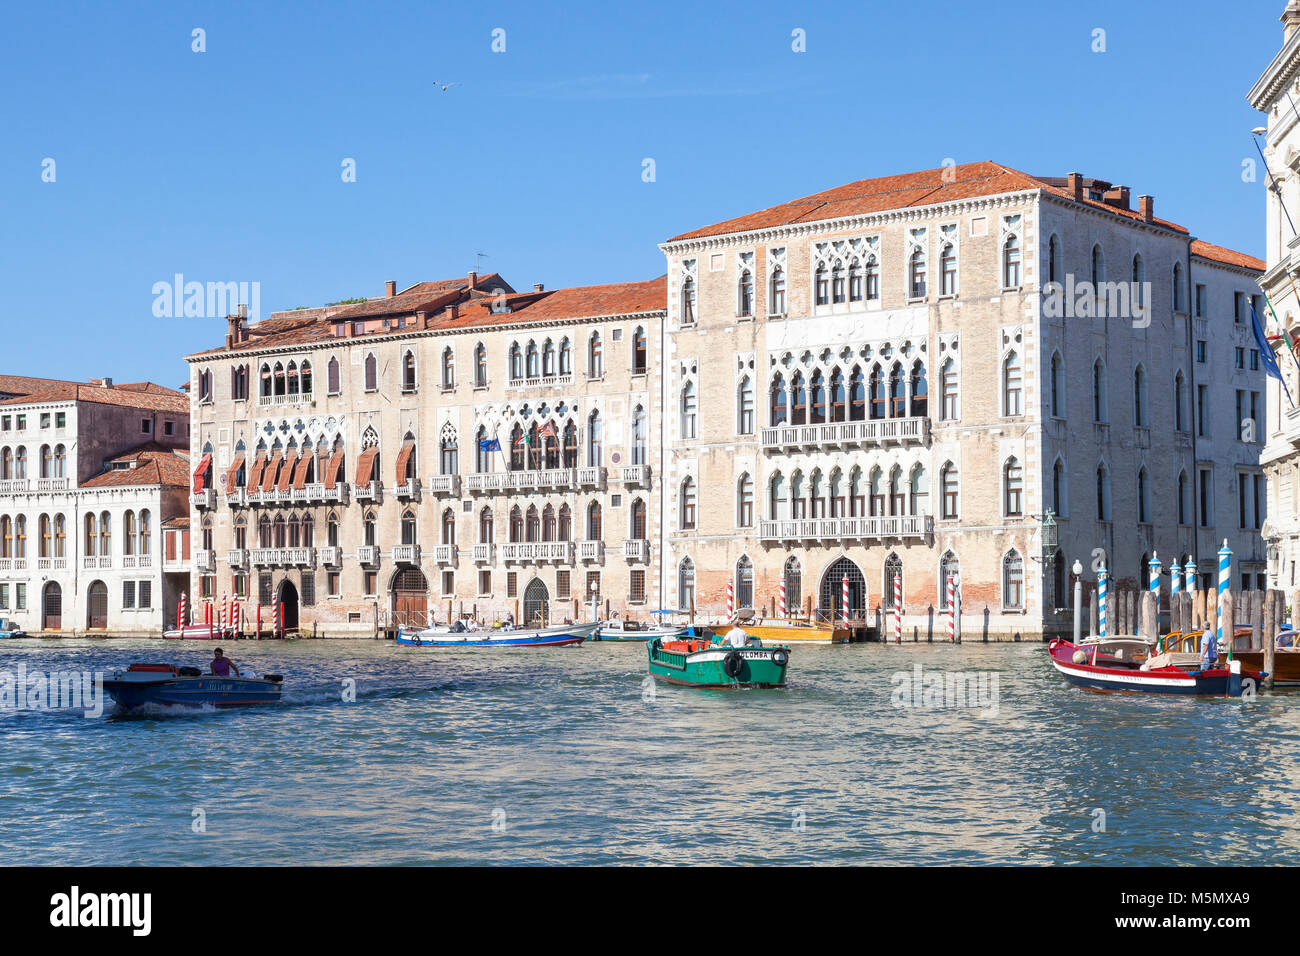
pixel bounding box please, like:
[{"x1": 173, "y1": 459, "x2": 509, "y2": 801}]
[{"x1": 0, "y1": 0, "x2": 1285, "y2": 386}]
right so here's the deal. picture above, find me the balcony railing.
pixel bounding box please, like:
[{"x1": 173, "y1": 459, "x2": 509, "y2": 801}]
[
  {"x1": 226, "y1": 549, "x2": 248, "y2": 569},
  {"x1": 0, "y1": 558, "x2": 27, "y2": 571},
  {"x1": 0, "y1": 479, "x2": 30, "y2": 495},
  {"x1": 620, "y1": 464, "x2": 651, "y2": 487},
  {"x1": 434, "y1": 544, "x2": 457, "y2": 565},
  {"x1": 507, "y1": 373, "x2": 574, "y2": 390},
  {"x1": 472, "y1": 543, "x2": 495, "y2": 564},
  {"x1": 191, "y1": 488, "x2": 217, "y2": 510},
  {"x1": 300, "y1": 481, "x2": 350, "y2": 504},
  {"x1": 36, "y1": 478, "x2": 70, "y2": 493},
  {"x1": 355, "y1": 481, "x2": 382, "y2": 503},
  {"x1": 227, "y1": 488, "x2": 248, "y2": 508},
  {"x1": 37, "y1": 557, "x2": 68, "y2": 570},
  {"x1": 426, "y1": 474, "x2": 461, "y2": 496},
  {"x1": 392, "y1": 544, "x2": 422, "y2": 565},
  {"x1": 257, "y1": 391, "x2": 314, "y2": 407},
  {"x1": 195, "y1": 550, "x2": 216, "y2": 572},
  {"x1": 760, "y1": 417, "x2": 930, "y2": 452},
  {"x1": 758, "y1": 514, "x2": 934, "y2": 543},
  {"x1": 81, "y1": 556, "x2": 98, "y2": 569},
  {"x1": 250, "y1": 547, "x2": 316, "y2": 567},
  {"x1": 319, "y1": 546, "x2": 342, "y2": 568},
  {"x1": 500, "y1": 541, "x2": 574, "y2": 564},
  {"x1": 576, "y1": 467, "x2": 607, "y2": 490},
  {"x1": 465, "y1": 469, "x2": 580, "y2": 494},
  {"x1": 622, "y1": 538, "x2": 650, "y2": 562},
  {"x1": 357, "y1": 545, "x2": 380, "y2": 566},
  {"x1": 395, "y1": 479, "x2": 421, "y2": 501},
  {"x1": 577, "y1": 540, "x2": 604, "y2": 563}
]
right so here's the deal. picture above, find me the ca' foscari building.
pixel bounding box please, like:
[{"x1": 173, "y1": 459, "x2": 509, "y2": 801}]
[{"x1": 186, "y1": 161, "x2": 1267, "y2": 638}]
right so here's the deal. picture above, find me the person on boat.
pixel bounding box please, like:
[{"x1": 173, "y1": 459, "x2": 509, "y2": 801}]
[
  {"x1": 210, "y1": 647, "x2": 241, "y2": 678},
  {"x1": 1199, "y1": 625, "x2": 1219, "y2": 670},
  {"x1": 722, "y1": 620, "x2": 754, "y2": 648},
  {"x1": 1278, "y1": 629, "x2": 1296, "y2": 649}
]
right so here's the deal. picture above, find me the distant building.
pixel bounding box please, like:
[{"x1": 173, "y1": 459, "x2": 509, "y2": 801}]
[
  {"x1": 1251, "y1": 1, "x2": 1300, "y2": 592},
  {"x1": 0, "y1": 376, "x2": 191, "y2": 634}
]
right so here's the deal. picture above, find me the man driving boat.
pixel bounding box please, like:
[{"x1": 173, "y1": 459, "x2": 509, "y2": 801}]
[{"x1": 210, "y1": 647, "x2": 241, "y2": 678}]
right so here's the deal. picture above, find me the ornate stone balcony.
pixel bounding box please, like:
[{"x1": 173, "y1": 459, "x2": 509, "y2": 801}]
[
  {"x1": 395, "y1": 479, "x2": 421, "y2": 501},
  {"x1": 0, "y1": 558, "x2": 27, "y2": 571},
  {"x1": 472, "y1": 543, "x2": 495, "y2": 564},
  {"x1": 577, "y1": 540, "x2": 604, "y2": 563},
  {"x1": 37, "y1": 478, "x2": 70, "y2": 493},
  {"x1": 622, "y1": 538, "x2": 650, "y2": 562},
  {"x1": 426, "y1": 474, "x2": 461, "y2": 496},
  {"x1": 191, "y1": 488, "x2": 217, "y2": 510},
  {"x1": 355, "y1": 481, "x2": 383, "y2": 503},
  {"x1": 576, "y1": 467, "x2": 607, "y2": 490},
  {"x1": 619, "y1": 464, "x2": 651, "y2": 487},
  {"x1": 507, "y1": 373, "x2": 573, "y2": 390},
  {"x1": 318, "y1": 546, "x2": 342, "y2": 568},
  {"x1": 500, "y1": 541, "x2": 573, "y2": 564},
  {"x1": 251, "y1": 547, "x2": 316, "y2": 567},
  {"x1": 0, "y1": 479, "x2": 30, "y2": 495},
  {"x1": 758, "y1": 514, "x2": 933, "y2": 543},
  {"x1": 434, "y1": 544, "x2": 457, "y2": 565},
  {"x1": 465, "y1": 469, "x2": 580, "y2": 495},
  {"x1": 195, "y1": 550, "x2": 216, "y2": 572},
  {"x1": 227, "y1": 488, "x2": 248, "y2": 508},
  {"x1": 257, "y1": 391, "x2": 314, "y2": 408},
  {"x1": 392, "y1": 544, "x2": 421, "y2": 565},
  {"x1": 357, "y1": 545, "x2": 380, "y2": 567},
  {"x1": 760, "y1": 417, "x2": 930, "y2": 452},
  {"x1": 226, "y1": 549, "x2": 249, "y2": 569}
]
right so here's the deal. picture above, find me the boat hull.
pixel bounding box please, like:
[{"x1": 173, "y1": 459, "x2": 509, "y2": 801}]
[
  {"x1": 396, "y1": 623, "x2": 596, "y2": 648},
  {"x1": 648, "y1": 638, "x2": 790, "y2": 688},
  {"x1": 593, "y1": 624, "x2": 687, "y2": 642},
  {"x1": 1228, "y1": 649, "x2": 1300, "y2": 686},
  {"x1": 103, "y1": 675, "x2": 283, "y2": 710},
  {"x1": 1048, "y1": 640, "x2": 1260, "y2": 697},
  {"x1": 739, "y1": 620, "x2": 842, "y2": 645}
]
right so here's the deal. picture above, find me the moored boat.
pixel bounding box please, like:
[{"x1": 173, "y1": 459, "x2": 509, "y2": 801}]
[
  {"x1": 163, "y1": 624, "x2": 227, "y2": 640},
  {"x1": 593, "y1": 617, "x2": 689, "y2": 642},
  {"x1": 647, "y1": 635, "x2": 790, "y2": 688},
  {"x1": 103, "y1": 663, "x2": 284, "y2": 710},
  {"x1": 1047, "y1": 636, "x2": 1262, "y2": 697},
  {"x1": 1224, "y1": 627, "x2": 1300, "y2": 687},
  {"x1": 396, "y1": 621, "x2": 597, "y2": 648},
  {"x1": 739, "y1": 617, "x2": 842, "y2": 645}
]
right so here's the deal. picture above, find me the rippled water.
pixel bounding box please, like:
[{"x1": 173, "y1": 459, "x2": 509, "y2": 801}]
[{"x1": 1, "y1": 637, "x2": 1298, "y2": 865}]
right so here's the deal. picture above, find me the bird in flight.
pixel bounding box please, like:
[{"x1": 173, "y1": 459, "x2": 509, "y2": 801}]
[{"x1": 434, "y1": 81, "x2": 462, "y2": 92}]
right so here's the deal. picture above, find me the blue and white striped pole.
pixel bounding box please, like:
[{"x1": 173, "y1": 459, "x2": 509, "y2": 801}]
[
  {"x1": 1185, "y1": 558, "x2": 1197, "y2": 594},
  {"x1": 1171, "y1": 561, "x2": 1181, "y2": 598},
  {"x1": 1148, "y1": 552, "x2": 1162, "y2": 649},
  {"x1": 1098, "y1": 564, "x2": 1108, "y2": 640},
  {"x1": 1217, "y1": 539, "x2": 1232, "y2": 649}
]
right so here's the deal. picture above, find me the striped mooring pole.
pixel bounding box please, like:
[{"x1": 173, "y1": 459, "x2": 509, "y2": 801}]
[
  {"x1": 1098, "y1": 564, "x2": 1108, "y2": 639},
  {"x1": 946, "y1": 574, "x2": 956, "y2": 642},
  {"x1": 893, "y1": 573, "x2": 902, "y2": 643},
  {"x1": 841, "y1": 574, "x2": 849, "y2": 627},
  {"x1": 1185, "y1": 558, "x2": 1197, "y2": 594},
  {"x1": 1171, "y1": 561, "x2": 1182, "y2": 598},
  {"x1": 1148, "y1": 552, "x2": 1161, "y2": 598},
  {"x1": 177, "y1": 593, "x2": 186, "y2": 630},
  {"x1": 1218, "y1": 539, "x2": 1232, "y2": 647},
  {"x1": 778, "y1": 578, "x2": 786, "y2": 618},
  {"x1": 726, "y1": 578, "x2": 734, "y2": 620}
]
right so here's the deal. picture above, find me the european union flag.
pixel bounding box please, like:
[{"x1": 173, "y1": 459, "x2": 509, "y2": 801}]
[
  {"x1": 1251, "y1": 304, "x2": 1295, "y2": 409},
  {"x1": 479, "y1": 438, "x2": 501, "y2": 452}
]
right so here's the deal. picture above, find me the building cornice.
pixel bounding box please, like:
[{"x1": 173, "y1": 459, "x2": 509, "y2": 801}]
[{"x1": 1249, "y1": 28, "x2": 1300, "y2": 110}]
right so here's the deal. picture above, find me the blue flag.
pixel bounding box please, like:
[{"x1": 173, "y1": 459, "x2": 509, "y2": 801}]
[
  {"x1": 479, "y1": 438, "x2": 501, "y2": 452},
  {"x1": 1251, "y1": 304, "x2": 1295, "y2": 409}
]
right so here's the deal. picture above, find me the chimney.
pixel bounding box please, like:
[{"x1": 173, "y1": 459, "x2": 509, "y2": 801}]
[
  {"x1": 101, "y1": 377, "x2": 113, "y2": 388},
  {"x1": 1138, "y1": 195, "x2": 1154, "y2": 223},
  {"x1": 1067, "y1": 172, "x2": 1083, "y2": 200},
  {"x1": 1102, "y1": 185, "x2": 1130, "y2": 210},
  {"x1": 533, "y1": 283, "x2": 544, "y2": 292},
  {"x1": 467, "y1": 270, "x2": 478, "y2": 290},
  {"x1": 385, "y1": 280, "x2": 396, "y2": 298},
  {"x1": 449, "y1": 302, "x2": 460, "y2": 321},
  {"x1": 1285, "y1": 1, "x2": 1300, "y2": 41}
]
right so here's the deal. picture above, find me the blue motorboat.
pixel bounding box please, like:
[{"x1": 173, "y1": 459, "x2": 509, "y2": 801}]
[
  {"x1": 396, "y1": 621, "x2": 597, "y2": 648},
  {"x1": 0, "y1": 618, "x2": 26, "y2": 638},
  {"x1": 102, "y1": 664, "x2": 284, "y2": 711}
]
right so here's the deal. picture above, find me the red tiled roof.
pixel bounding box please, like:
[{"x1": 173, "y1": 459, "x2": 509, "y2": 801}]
[
  {"x1": 161, "y1": 516, "x2": 190, "y2": 529},
  {"x1": 430, "y1": 277, "x2": 666, "y2": 331},
  {"x1": 667, "y1": 161, "x2": 1191, "y2": 241},
  {"x1": 1190, "y1": 240, "x2": 1265, "y2": 272},
  {"x1": 81, "y1": 444, "x2": 191, "y2": 489},
  {"x1": 0, "y1": 382, "x2": 189, "y2": 413}
]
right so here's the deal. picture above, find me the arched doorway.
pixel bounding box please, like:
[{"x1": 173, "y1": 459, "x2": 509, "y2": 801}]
[
  {"x1": 523, "y1": 578, "x2": 550, "y2": 627},
  {"x1": 277, "y1": 580, "x2": 300, "y2": 633},
  {"x1": 42, "y1": 581, "x2": 62, "y2": 630},
  {"x1": 391, "y1": 566, "x2": 428, "y2": 629},
  {"x1": 86, "y1": 580, "x2": 108, "y2": 629},
  {"x1": 819, "y1": 557, "x2": 866, "y2": 622}
]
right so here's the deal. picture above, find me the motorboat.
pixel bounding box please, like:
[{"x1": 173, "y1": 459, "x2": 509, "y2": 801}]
[
  {"x1": 102, "y1": 663, "x2": 284, "y2": 710},
  {"x1": 647, "y1": 634, "x2": 790, "y2": 688},
  {"x1": 396, "y1": 621, "x2": 598, "y2": 648},
  {"x1": 1047, "y1": 635, "x2": 1262, "y2": 697}
]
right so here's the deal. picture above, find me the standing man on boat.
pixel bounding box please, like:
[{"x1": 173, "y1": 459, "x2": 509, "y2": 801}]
[
  {"x1": 209, "y1": 647, "x2": 242, "y2": 678},
  {"x1": 1199, "y1": 624, "x2": 1219, "y2": 670},
  {"x1": 722, "y1": 618, "x2": 754, "y2": 648}
]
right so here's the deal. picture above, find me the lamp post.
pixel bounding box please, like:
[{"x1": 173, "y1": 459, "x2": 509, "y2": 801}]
[{"x1": 1072, "y1": 560, "x2": 1083, "y2": 643}]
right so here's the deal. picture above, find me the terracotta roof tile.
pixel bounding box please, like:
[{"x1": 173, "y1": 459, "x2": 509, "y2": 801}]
[
  {"x1": 430, "y1": 277, "x2": 666, "y2": 331},
  {"x1": 81, "y1": 444, "x2": 191, "y2": 489},
  {"x1": 1190, "y1": 240, "x2": 1265, "y2": 272},
  {"x1": 0, "y1": 382, "x2": 189, "y2": 413}
]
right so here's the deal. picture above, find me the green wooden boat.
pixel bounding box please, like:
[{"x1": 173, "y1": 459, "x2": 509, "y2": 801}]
[{"x1": 647, "y1": 636, "x2": 790, "y2": 688}]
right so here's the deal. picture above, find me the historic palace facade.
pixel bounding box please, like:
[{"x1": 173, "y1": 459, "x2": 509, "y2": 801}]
[{"x1": 187, "y1": 161, "x2": 1266, "y2": 638}]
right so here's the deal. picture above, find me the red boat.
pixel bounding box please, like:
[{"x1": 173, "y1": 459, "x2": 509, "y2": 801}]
[{"x1": 1048, "y1": 637, "x2": 1263, "y2": 697}]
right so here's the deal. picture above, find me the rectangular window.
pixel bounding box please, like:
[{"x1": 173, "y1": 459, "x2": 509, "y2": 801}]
[
  {"x1": 587, "y1": 572, "x2": 601, "y2": 604},
  {"x1": 1250, "y1": 350, "x2": 1260, "y2": 371},
  {"x1": 1195, "y1": 284, "x2": 1207, "y2": 317},
  {"x1": 365, "y1": 571, "x2": 377, "y2": 596},
  {"x1": 164, "y1": 420, "x2": 174, "y2": 436},
  {"x1": 1197, "y1": 385, "x2": 1209, "y2": 437},
  {"x1": 629, "y1": 570, "x2": 646, "y2": 604},
  {"x1": 259, "y1": 573, "x2": 273, "y2": 605},
  {"x1": 507, "y1": 572, "x2": 518, "y2": 598},
  {"x1": 55, "y1": 412, "x2": 66, "y2": 429},
  {"x1": 15, "y1": 415, "x2": 25, "y2": 430},
  {"x1": 1196, "y1": 341, "x2": 1207, "y2": 363},
  {"x1": 478, "y1": 570, "x2": 491, "y2": 596},
  {"x1": 16, "y1": 584, "x2": 26, "y2": 610},
  {"x1": 137, "y1": 580, "x2": 152, "y2": 609},
  {"x1": 328, "y1": 572, "x2": 340, "y2": 597},
  {"x1": 1, "y1": 416, "x2": 9, "y2": 431},
  {"x1": 1235, "y1": 348, "x2": 1244, "y2": 369},
  {"x1": 141, "y1": 418, "x2": 151, "y2": 434},
  {"x1": 201, "y1": 575, "x2": 215, "y2": 599},
  {"x1": 0, "y1": 584, "x2": 7, "y2": 609},
  {"x1": 1199, "y1": 468, "x2": 1212, "y2": 527},
  {"x1": 1234, "y1": 291, "x2": 1245, "y2": 324},
  {"x1": 234, "y1": 573, "x2": 247, "y2": 598},
  {"x1": 442, "y1": 571, "x2": 454, "y2": 595},
  {"x1": 40, "y1": 413, "x2": 51, "y2": 429},
  {"x1": 301, "y1": 573, "x2": 314, "y2": 607},
  {"x1": 557, "y1": 570, "x2": 571, "y2": 601}
]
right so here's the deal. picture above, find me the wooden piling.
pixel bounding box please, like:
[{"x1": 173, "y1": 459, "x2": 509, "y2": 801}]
[
  {"x1": 1220, "y1": 590, "x2": 1235, "y2": 656},
  {"x1": 1140, "y1": 591, "x2": 1157, "y2": 645}
]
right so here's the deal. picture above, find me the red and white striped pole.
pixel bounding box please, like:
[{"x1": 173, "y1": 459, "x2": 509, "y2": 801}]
[
  {"x1": 778, "y1": 578, "x2": 787, "y2": 619},
  {"x1": 177, "y1": 593, "x2": 186, "y2": 630},
  {"x1": 841, "y1": 574, "x2": 849, "y2": 627},
  {"x1": 726, "y1": 578, "x2": 734, "y2": 620},
  {"x1": 946, "y1": 574, "x2": 955, "y2": 643},
  {"x1": 893, "y1": 574, "x2": 902, "y2": 643}
]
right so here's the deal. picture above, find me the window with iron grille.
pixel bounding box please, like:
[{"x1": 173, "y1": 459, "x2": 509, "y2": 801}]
[
  {"x1": 122, "y1": 581, "x2": 136, "y2": 609},
  {"x1": 586, "y1": 571, "x2": 600, "y2": 602},
  {"x1": 259, "y1": 573, "x2": 273, "y2": 605},
  {"x1": 557, "y1": 570, "x2": 570, "y2": 600},
  {"x1": 301, "y1": 572, "x2": 315, "y2": 607},
  {"x1": 507, "y1": 572, "x2": 518, "y2": 598},
  {"x1": 137, "y1": 580, "x2": 152, "y2": 609},
  {"x1": 629, "y1": 570, "x2": 646, "y2": 604}
]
